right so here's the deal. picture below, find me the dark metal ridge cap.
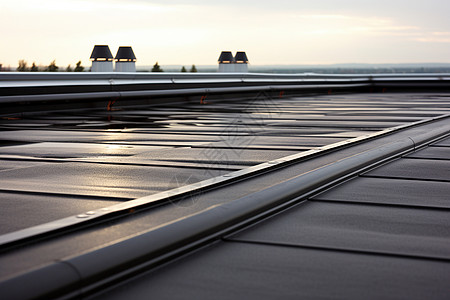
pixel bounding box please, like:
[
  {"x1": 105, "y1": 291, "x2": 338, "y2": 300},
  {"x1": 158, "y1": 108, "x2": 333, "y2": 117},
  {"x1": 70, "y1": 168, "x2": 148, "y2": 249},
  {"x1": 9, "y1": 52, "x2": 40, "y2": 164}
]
[
  {"x1": 0, "y1": 114, "x2": 448, "y2": 249},
  {"x1": 0, "y1": 77, "x2": 368, "y2": 89},
  {"x1": 1, "y1": 116, "x2": 449, "y2": 300},
  {"x1": 0, "y1": 83, "x2": 370, "y2": 104},
  {"x1": 2, "y1": 73, "x2": 449, "y2": 103}
]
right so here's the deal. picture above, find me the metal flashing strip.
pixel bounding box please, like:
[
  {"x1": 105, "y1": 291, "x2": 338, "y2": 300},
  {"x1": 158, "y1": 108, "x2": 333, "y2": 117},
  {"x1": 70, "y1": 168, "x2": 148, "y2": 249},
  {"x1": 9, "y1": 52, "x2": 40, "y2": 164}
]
[
  {"x1": 1, "y1": 116, "x2": 449, "y2": 300},
  {"x1": 0, "y1": 83, "x2": 370, "y2": 104},
  {"x1": 0, "y1": 114, "x2": 448, "y2": 248},
  {"x1": 1, "y1": 72, "x2": 449, "y2": 105},
  {"x1": 0, "y1": 72, "x2": 373, "y2": 82}
]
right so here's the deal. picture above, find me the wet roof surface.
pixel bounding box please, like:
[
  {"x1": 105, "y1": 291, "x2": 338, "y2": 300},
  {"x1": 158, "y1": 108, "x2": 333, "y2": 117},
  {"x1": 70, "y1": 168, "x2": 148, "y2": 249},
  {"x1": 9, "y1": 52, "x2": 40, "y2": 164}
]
[
  {"x1": 1, "y1": 92, "x2": 450, "y2": 299},
  {"x1": 3, "y1": 92, "x2": 448, "y2": 233},
  {"x1": 92, "y1": 120, "x2": 450, "y2": 300}
]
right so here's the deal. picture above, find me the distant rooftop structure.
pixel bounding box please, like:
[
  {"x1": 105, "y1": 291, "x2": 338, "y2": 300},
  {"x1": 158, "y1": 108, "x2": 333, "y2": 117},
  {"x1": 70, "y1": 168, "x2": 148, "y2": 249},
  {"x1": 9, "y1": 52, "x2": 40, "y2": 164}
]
[
  {"x1": 218, "y1": 51, "x2": 249, "y2": 73},
  {"x1": 90, "y1": 45, "x2": 113, "y2": 72},
  {"x1": 218, "y1": 51, "x2": 234, "y2": 73},
  {"x1": 234, "y1": 51, "x2": 249, "y2": 64},
  {"x1": 115, "y1": 46, "x2": 136, "y2": 61},
  {"x1": 218, "y1": 51, "x2": 234, "y2": 64},
  {"x1": 234, "y1": 51, "x2": 249, "y2": 73},
  {"x1": 115, "y1": 46, "x2": 137, "y2": 72},
  {"x1": 90, "y1": 45, "x2": 113, "y2": 61}
]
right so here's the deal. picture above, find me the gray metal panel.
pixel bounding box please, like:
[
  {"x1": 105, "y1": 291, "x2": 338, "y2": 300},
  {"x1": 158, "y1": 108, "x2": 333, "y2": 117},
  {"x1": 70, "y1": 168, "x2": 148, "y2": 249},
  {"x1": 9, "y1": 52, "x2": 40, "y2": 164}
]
[
  {"x1": 0, "y1": 192, "x2": 122, "y2": 234},
  {"x1": 90, "y1": 242, "x2": 450, "y2": 300},
  {"x1": 432, "y1": 137, "x2": 450, "y2": 147},
  {"x1": 1, "y1": 92, "x2": 450, "y2": 299},
  {"x1": 0, "y1": 142, "x2": 165, "y2": 158},
  {"x1": 129, "y1": 148, "x2": 300, "y2": 166},
  {"x1": 0, "y1": 160, "x2": 229, "y2": 199},
  {"x1": 0, "y1": 108, "x2": 448, "y2": 279},
  {"x1": 312, "y1": 177, "x2": 450, "y2": 208},
  {"x1": 268, "y1": 120, "x2": 404, "y2": 128},
  {"x1": 363, "y1": 158, "x2": 450, "y2": 181},
  {"x1": 406, "y1": 146, "x2": 450, "y2": 160},
  {"x1": 229, "y1": 201, "x2": 450, "y2": 259}
]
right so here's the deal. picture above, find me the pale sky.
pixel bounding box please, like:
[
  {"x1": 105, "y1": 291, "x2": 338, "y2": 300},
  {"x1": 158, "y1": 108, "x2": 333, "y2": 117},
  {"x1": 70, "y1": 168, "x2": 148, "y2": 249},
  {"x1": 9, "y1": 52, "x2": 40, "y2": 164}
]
[{"x1": 1, "y1": 0, "x2": 450, "y2": 68}]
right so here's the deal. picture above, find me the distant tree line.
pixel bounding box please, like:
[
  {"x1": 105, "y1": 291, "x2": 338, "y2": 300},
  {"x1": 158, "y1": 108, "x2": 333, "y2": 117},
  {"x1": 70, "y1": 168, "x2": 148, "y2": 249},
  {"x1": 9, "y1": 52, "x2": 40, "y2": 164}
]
[
  {"x1": 151, "y1": 62, "x2": 198, "y2": 73},
  {"x1": 181, "y1": 65, "x2": 197, "y2": 72},
  {"x1": 66, "y1": 61, "x2": 84, "y2": 72},
  {"x1": 5, "y1": 60, "x2": 200, "y2": 73},
  {"x1": 15, "y1": 60, "x2": 84, "y2": 72},
  {"x1": 151, "y1": 62, "x2": 163, "y2": 72}
]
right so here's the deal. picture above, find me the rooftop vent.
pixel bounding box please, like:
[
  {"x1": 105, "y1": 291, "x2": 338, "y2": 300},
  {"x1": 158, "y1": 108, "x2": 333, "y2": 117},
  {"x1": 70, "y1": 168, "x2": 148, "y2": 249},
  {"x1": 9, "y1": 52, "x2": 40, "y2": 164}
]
[
  {"x1": 218, "y1": 50, "x2": 249, "y2": 73},
  {"x1": 115, "y1": 46, "x2": 136, "y2": 62},
  {"x1": 234, "y1": 51, "x2": 249, "y2": 64},
  {"x1": 90, "y1": 45, "x2": 114, "y2": 72},
  {"x1": 115, "y1": 46, "x2": 137, "y2": 72},
  {"x1": 218, "y1": 51, "x2": 234, "y2": 64},
  {"x1": 90, "y1": 45, "x2": 113, "y2": 62}
]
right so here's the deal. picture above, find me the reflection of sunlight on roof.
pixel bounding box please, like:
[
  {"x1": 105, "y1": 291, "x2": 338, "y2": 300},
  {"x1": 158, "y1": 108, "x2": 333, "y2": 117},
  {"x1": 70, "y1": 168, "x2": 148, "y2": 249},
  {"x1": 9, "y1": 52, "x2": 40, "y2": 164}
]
[
  {"x1": 105, "y1": 145, "x2": 124, "y2": 150},
  {"x1": 99, "y1": 131, "x2": 123, "y2": 142},
  {"x1": 104, "y1": 144, "x2": 133, "y2": 153}
]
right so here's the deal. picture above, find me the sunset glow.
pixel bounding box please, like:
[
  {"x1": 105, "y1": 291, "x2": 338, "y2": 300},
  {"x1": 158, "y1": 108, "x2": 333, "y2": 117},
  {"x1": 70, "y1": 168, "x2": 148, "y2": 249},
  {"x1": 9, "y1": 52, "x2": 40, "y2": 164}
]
[{"x1": 1, "y1": 0, "x2": 449, "y2": 68}]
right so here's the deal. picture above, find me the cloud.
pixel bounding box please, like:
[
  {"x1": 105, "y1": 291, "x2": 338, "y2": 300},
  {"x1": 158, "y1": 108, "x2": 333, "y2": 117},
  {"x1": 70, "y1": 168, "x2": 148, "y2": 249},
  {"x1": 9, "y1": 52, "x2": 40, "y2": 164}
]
[
  {"x1": 268, "y1": 13, "x2": 420, "y2": 40},
  {"x1": 2, "y1": 0, "x2": 450, "y2": 65},
  {"x1": 413, "y1": 32, "x2": 450, "y2": 43}
]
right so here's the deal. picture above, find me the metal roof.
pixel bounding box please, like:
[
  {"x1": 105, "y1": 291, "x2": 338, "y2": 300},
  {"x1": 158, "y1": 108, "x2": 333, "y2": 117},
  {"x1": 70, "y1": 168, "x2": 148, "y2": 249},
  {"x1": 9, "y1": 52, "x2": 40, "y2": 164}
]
[{"x1": 0, "y1": 77, "x2": 449, "y2": 299}]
